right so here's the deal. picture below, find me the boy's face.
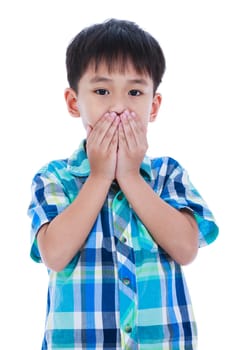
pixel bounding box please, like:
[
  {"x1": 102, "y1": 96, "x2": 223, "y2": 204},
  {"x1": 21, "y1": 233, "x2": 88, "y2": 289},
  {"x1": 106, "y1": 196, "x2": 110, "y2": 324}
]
[{"x1": 65, "y1": 61, "x2": 161, "y2": 131}]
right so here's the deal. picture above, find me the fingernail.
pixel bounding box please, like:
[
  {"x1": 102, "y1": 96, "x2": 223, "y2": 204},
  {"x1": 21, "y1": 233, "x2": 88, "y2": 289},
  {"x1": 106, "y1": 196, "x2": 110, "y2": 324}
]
[{"x1": 110, "y1": 112, "x2": 117, "y2": 118}]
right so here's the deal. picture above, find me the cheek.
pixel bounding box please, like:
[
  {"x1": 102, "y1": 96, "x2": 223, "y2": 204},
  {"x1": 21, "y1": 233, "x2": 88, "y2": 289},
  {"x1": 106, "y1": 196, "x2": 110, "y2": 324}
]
[
  {"x1": 79, "y1": 100, "x2": 110, "y2": 127},
  {"x1": 138, "y1": 106, "x2": 152, "y2": 123},
  {"x1": 79, "y1": 107, "x2": 103, "y2": 129},
  {"x1": 135, "y1": 99, "x2": 152, "y2": 114}
]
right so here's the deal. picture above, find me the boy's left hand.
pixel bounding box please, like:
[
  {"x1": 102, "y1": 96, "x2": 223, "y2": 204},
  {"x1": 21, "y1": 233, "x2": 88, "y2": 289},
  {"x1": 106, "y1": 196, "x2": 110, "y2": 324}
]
[{"x1": 116, "y1": 110, "x2": 148, "y2": 181}]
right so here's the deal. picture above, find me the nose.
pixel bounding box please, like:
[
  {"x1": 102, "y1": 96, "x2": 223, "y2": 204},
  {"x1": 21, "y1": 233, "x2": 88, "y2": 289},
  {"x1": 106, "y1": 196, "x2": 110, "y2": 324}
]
[{"x1": 108, "y1": 95, "x2": 127, "y2": 115}]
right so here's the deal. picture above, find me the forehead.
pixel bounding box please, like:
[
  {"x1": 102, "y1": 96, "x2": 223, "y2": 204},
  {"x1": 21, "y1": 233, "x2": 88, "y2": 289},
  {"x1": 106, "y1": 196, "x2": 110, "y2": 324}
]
[{"x1": 85, "y1": 59, "x2": 151, "y2": 79}]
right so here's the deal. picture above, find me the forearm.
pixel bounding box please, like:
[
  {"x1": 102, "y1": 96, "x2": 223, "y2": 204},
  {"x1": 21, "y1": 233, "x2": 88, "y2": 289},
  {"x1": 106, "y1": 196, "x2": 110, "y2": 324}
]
[
  {"x1": 118, "y1": 174, "x2": 199, "y2": 265},
  {"x1": 37, "y1": 175, "x2": 112, "y2": 271}
]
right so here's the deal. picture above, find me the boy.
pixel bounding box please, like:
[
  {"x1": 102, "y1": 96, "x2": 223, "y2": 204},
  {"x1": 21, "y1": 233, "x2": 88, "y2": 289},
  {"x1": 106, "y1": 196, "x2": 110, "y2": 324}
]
[{"x1": 28, "y1": 19, "x2": 218, "y2": 350}]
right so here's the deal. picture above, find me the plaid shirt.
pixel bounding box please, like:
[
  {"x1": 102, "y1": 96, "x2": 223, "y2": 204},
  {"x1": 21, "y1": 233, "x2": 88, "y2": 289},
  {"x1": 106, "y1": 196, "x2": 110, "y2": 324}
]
[{"x1": 28, "y1": 140, "x2": 218, "y2": 350}]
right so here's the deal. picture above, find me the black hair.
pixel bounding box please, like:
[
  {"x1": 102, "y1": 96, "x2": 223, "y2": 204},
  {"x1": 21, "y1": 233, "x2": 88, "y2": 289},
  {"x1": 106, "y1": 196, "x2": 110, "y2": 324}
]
[{"x1": 66, "y1": 18, "x2": 166, "y2": 93}]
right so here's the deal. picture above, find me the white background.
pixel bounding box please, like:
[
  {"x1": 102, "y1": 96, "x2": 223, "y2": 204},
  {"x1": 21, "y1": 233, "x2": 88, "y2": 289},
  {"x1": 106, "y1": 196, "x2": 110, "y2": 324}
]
[{"x1": 0, "y1": 1, "x2": 232, "y2": 349}]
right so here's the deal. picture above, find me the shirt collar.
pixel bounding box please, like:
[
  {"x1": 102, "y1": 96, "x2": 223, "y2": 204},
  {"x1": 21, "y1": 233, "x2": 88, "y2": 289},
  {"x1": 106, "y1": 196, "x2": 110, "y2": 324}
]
[{"x1": 67, "y1": 139, "x2": 155, "y2": 181}]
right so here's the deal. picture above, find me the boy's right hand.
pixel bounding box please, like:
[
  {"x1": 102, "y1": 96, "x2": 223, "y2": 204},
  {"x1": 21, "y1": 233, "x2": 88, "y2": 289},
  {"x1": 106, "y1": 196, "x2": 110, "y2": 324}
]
[{"x1": 86, "y1": 112, "x2": 120, "y2": 181}]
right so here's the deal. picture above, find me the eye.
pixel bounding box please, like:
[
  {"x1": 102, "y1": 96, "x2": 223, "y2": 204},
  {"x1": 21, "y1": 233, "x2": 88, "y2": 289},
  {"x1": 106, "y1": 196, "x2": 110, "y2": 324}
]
[
  {"x1": 95, "y1": 89, "x2": 109, "y2": 95},
  {"x1": 129, "y1": 89, "x2": 141, "y2": 96}
]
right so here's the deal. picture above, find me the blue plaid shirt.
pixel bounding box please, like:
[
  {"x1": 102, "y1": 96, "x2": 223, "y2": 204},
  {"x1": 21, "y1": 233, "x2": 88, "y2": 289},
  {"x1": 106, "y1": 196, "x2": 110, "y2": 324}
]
[{"x1": 28, "y1": 140, "x2": 218, "y2": 349}]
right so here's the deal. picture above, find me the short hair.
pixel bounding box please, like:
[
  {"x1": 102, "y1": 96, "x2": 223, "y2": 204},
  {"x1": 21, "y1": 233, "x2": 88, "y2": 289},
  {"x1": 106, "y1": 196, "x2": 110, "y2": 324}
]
[{"x1": 66, "y1": 18, "x2": 166, "y2": 93}]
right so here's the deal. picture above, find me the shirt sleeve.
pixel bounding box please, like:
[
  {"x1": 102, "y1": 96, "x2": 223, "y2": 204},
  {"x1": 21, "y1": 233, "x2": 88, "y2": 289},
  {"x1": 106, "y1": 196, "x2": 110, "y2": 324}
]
[
  {"x1": 159, "y1": 157, "x2": 219, "y2": 248},
  {"x1": 27, "y1": 165, "x2": 70, "y2": 263}
]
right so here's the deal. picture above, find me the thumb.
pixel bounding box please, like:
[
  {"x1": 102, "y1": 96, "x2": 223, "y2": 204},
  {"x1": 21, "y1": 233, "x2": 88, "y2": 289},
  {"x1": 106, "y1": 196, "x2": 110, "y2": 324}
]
[{"x1": 86, "y1": 125, "x2": 92, "y2": 137}]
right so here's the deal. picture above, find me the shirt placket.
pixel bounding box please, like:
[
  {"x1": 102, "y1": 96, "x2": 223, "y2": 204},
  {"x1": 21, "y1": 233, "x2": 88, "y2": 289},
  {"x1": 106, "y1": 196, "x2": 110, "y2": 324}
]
[{"x1": 112, "y1": 190, "x2": 138, "y2": 350}]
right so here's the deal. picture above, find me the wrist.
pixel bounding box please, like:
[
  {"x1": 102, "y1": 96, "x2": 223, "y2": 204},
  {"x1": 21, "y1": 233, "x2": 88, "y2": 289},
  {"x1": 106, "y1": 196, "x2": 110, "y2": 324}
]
[
  {"x1": 88, "y1": 173, "x2": 113, "y2": 186},
  {"x1": 117, "y1": 172, "x2": 142, "y2": 186}
]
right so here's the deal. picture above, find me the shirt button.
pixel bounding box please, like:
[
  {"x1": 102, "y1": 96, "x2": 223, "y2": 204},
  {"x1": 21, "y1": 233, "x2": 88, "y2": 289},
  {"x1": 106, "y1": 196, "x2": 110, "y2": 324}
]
[
  {"x1": 122, "y1": 277, "x2": 130, "y2": 286},
  {"x1": 125, "y1": 325, "x2": 132, "y2": 333},
  {"x1": 121, "y1": 236, "x2": 127, "y2": 243}
]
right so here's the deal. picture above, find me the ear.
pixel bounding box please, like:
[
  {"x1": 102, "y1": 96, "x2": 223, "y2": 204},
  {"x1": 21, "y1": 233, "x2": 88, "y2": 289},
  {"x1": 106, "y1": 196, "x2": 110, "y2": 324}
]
[
  {"x1": 149, "y1": 93, "x2": 162, "y2": 122},
  {"x1": 64, "y1": 88, "x2": 80, "y2": 118}
]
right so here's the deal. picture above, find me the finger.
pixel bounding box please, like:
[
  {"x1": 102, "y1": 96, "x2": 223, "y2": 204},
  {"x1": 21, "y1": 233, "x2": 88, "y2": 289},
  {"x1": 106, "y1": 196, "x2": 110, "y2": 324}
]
[
  {"x1": 110, "y1": 125, "x2": 118, "y2": 152},
  {"x1": 88, "y1": 113, "x2": 116, "y2": 147},
  {"x1": 120, "y1": 111, "x2": 137, "y2": 150},
  {"x1": 101, "y1": 115, "x2": 120, "y2": 151},
  {"x1": 127, "y1": 111, "x2": 147, "y2": 146},
  {"x1": 86, "y1": 124, "x2": 92, "y2": 138},
  {"x1": 118, "y1": 120, "x2": 127, "y2": 148}
]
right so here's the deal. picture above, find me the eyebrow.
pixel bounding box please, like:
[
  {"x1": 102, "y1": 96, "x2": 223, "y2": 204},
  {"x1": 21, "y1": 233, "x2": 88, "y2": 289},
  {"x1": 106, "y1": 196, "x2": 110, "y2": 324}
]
[{"x1": 89, "y1": 76, "x2": 149, "y2": 86}]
